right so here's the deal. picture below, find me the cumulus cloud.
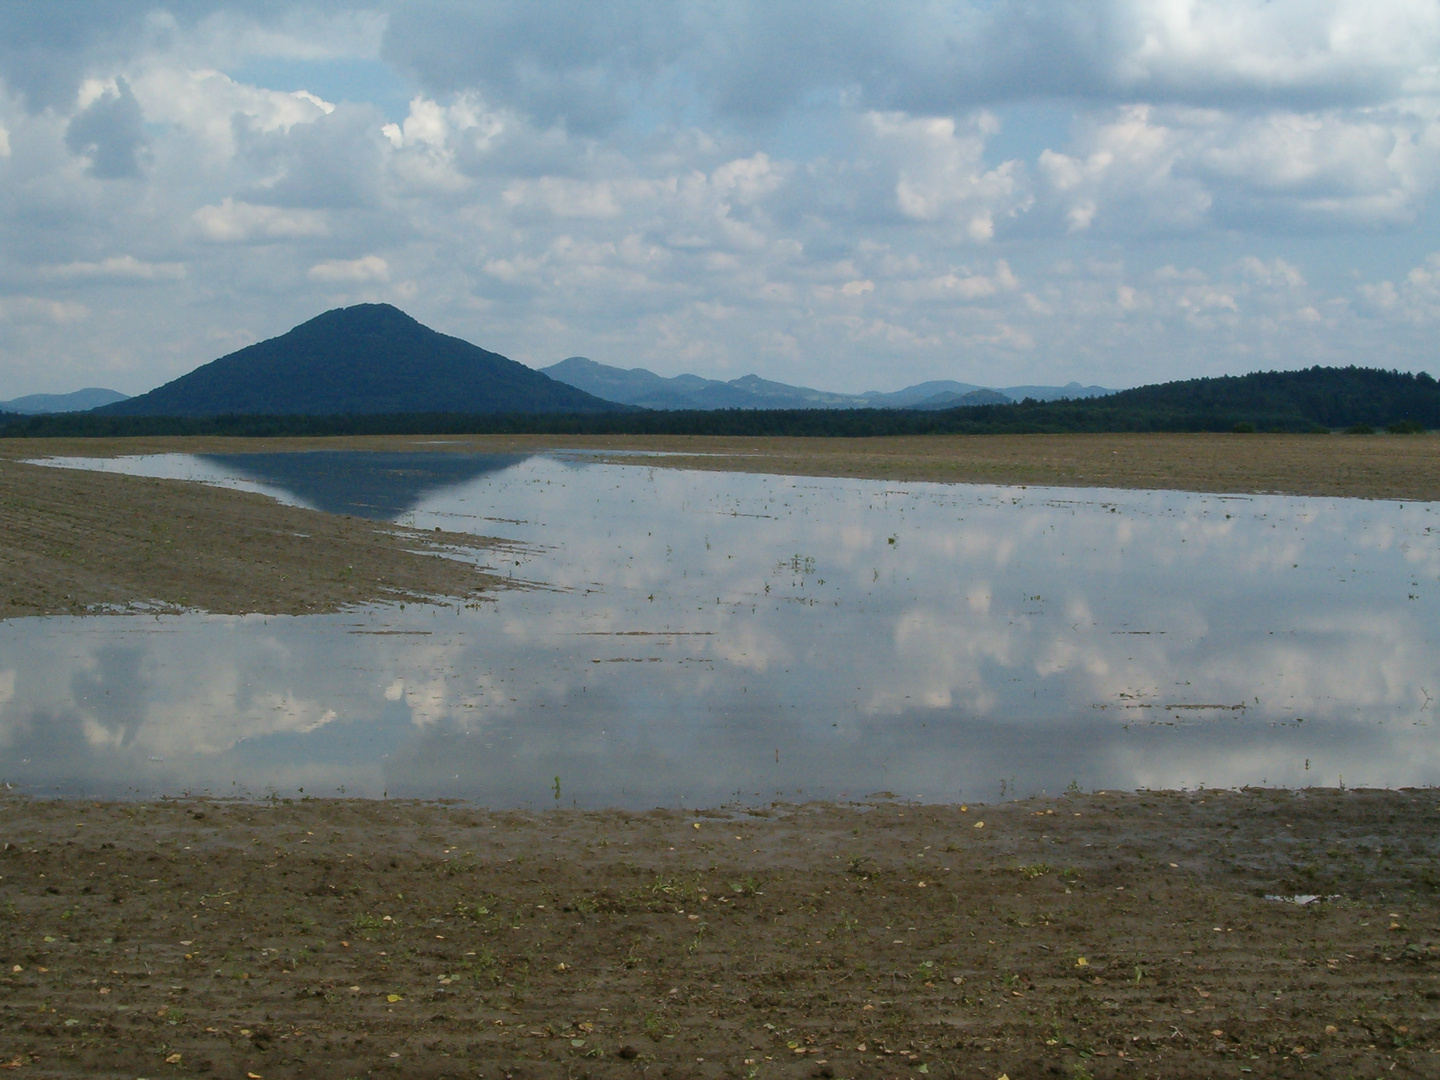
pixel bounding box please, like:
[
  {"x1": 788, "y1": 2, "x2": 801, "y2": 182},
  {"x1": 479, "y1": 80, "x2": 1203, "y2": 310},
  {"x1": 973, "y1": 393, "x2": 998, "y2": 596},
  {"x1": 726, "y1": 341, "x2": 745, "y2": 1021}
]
[
  {"x1": 383, "y1": 0, "x2": 1440, "y2": 123},
  {"x1": 1, "y1": 1, "x2": 1439, "y2": 398},
  {"x1": 64, "y1": 76, "x2": 148, "y2": 178},
  {"x1": 41, "y1": 255, "x2": 186, "y2": 282},
  {"x1": 128, "y1": 67, "x2": 334, "y2": 162},
  {"x1": 1358, "y1": 252, "x2": 1440, "y2": 324},
  {"x1": 1038, "y1": 101, "x2": 1440, "y2": 233},
  {"x1": 192, "y1": 197, "x2": 328, "y2": 241},
  {"x1": 307, "y1": 254, "x2": 388, "y2": 282},
  {"x1": 864, "y1": 111, "x2": 1028, "y2": 241},
  {"x1": 0, "y1": 297, "x2": 89, "y2": 323}
]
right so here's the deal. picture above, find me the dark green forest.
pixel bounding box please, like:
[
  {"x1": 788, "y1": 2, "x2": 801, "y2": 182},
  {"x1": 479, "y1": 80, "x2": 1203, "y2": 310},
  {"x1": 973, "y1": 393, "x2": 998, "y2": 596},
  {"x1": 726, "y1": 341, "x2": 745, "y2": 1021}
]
[{"x1": 2, "y1": 365, "x2": 1435, "y2": 439}]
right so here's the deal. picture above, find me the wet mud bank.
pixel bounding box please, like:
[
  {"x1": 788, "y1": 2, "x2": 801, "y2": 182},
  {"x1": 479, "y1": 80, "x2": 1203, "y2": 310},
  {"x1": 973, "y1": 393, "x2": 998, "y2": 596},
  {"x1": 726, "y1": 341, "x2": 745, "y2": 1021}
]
[
  {"x1": 3, "y1": 787, "x2": 1439, "y2": 1077},
  {"x1": 0, "y1": 458, "x2": 506, "y2": 617}
]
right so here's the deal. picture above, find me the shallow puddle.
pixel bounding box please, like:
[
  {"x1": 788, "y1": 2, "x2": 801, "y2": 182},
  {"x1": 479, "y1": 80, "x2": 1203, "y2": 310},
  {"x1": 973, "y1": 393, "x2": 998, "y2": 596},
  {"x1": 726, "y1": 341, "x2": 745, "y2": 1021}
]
[{"x1": 4, "y1": 452, "x2": 1438, "y2": 806}]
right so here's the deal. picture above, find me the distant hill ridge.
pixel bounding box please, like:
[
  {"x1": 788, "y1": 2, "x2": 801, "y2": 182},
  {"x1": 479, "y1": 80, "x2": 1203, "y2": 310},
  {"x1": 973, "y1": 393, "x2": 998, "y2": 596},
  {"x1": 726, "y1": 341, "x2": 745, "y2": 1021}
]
[
  {"x1": 542, "y1": 356, "x2": 1111, "y2": 410},
  {"x1": 3, "y1": 301, "x2": 1433, "y2": 438},
  {"x1": 1, "y1": 363, "x2": 1434, "y2": 438},
  {"x1": 0, "y1": 388, "x2": 129, "y2": 414},
  {"x1": 100, "y1": 304, "x2": 621, "y2": 417}
]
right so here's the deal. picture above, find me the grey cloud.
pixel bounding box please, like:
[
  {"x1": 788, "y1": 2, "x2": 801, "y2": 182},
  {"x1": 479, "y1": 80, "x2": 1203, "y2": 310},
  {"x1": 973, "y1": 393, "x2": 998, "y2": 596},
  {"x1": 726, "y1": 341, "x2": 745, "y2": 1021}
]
[
  {"x1": 4, "y1": 2, "x2": 1424, "y2": 130},
  {"x1": 382, "y1": 0, "x2": 1428, "y2": 130},
  {"x1": 64, "y1": 77, "x2": 149, "y2": 178},
  {"x1": 235, "y1": 102, "x2": 389, "y2": 208},
  {"x1": 382, "y1": 0, "x2": 690, "y2": 134},
  {"x1": 0, "y1": 1, "x2": 357, "y2": 112},
  {"x1": 0, "y1": 1, "x2": 148, "y2": 110}
]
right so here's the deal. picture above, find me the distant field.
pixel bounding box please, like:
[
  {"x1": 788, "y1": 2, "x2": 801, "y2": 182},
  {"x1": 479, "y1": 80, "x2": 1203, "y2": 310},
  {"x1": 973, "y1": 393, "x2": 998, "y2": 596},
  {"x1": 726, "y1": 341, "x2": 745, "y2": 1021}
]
[
  {"x1": 567, "y1": 431, "x2": 1440, "y2": 502},
  {"x1": 7, "y1": 430, "x2": 1437, "y2": 498}
]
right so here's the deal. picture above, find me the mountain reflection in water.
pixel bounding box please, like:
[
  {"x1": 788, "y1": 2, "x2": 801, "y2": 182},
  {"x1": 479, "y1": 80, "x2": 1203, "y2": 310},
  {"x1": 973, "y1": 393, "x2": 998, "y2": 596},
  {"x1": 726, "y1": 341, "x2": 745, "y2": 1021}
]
[
  {"x1": 3, "y1": 453, "x2": 1438, "y2": 806},
  {"x1": 199, "y1": 451, "x2": 531, "y2": 518}
]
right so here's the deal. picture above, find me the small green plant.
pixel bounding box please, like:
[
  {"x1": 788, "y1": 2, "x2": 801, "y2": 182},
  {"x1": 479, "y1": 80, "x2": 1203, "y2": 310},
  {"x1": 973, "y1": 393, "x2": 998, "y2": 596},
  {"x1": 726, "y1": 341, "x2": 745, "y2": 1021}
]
[
  {"x1": 457, "y1": 893, "x2": 500, "y2": 921},
  {"x1": 441, "y1": 855, "x2": 477, "y2": 876},
  {"x1": 351, "y1": 913, "x2": 387, "y2": 934},
  {"x1": 642, "y1": 1013, "x2": 675, "y2": 1039},
  {"x1": 623, "y1": 939, "x2": 645, "y2": 969},
  {"x1": 465, "y1": 947, "x2": 497, "y2": 972},
  {"x1": 1015, "y1": 863, "x2": 1052, "y2": 880}
]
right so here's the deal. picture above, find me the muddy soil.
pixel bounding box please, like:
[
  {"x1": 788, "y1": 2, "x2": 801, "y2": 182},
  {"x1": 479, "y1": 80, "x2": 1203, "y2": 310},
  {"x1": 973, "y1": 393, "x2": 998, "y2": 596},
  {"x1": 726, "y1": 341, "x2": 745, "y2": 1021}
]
[
  {"x1": 0, "y1": 458, "x2": 508, "y2": 617},
  {"x1": 3, "y1": 789, "x2": 1438, "y2": 1078}
]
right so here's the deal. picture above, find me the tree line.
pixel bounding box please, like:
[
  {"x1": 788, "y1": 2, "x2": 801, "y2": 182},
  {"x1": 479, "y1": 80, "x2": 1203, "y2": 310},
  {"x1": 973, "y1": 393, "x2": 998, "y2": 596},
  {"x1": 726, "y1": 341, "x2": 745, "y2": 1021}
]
[{"x1": 2, "y1": 365, "x2": 1434, "y2": 439}]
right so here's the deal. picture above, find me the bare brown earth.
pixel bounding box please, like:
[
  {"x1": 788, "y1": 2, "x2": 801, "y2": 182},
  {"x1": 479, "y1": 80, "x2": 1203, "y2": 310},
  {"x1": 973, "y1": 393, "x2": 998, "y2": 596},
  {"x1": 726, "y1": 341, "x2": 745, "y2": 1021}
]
[
  {"x1": 0, "y1": 457, "x2": 508, "y2": 617},
  {"x1": 3, "y1": 788, "x2": 1440, "y2": 1078}
]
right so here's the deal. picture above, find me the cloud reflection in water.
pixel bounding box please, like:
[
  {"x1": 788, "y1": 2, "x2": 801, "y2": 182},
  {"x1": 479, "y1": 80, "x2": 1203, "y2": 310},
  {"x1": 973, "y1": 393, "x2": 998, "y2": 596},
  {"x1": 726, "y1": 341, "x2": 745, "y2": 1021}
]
[{"x1": 2, "y1": 454, "x2": 1437, "y2": 805}]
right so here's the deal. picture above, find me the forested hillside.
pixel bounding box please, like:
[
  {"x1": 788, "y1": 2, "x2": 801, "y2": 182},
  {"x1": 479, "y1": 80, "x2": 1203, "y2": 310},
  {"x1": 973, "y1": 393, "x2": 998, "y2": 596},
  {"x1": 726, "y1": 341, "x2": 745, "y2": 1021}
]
[{"x1": 4, "y1": 365, "x2": 1434, "y2": 438}]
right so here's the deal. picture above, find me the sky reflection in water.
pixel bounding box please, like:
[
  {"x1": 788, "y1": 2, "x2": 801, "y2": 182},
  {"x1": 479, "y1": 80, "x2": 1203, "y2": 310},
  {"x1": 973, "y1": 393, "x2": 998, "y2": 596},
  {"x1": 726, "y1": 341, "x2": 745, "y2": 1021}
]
[{"x1": 3, "y1": 452, "x2": 1439, "y2": 806}]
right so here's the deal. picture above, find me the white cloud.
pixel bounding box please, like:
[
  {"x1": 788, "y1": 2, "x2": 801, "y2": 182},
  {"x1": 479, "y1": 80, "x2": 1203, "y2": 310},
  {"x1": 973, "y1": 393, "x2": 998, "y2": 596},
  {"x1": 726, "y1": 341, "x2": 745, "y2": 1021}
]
[
  {"x1": 0, "y1": 297, "x2": 88, "y2": 323},
  {"x1": 130, "y1": 67, "x2": 334, "y2": 162},
  {"x1": 1040, "y1": 101, "x2": 1440, "y2": 233},
  {"x1": 192, "y1": 197, "x2": 328, "y2": 242},
  {"x1": 1358, "y1": 252, "x2": 1440, "y2": 323},
  {"x1": 503, "y1": 176, "x2": 623, "y2": 219},
  {"x1": 1038, "y1": 105, "x2": 1214, "y2": 232},
  {"x1": 42, "y1": 255, "x2": 185, "y2": 281},
  {"x1": 308, "y1": 254, "x2": 388, "y2": 283},
  {"x1": 1238, "y1": 256, "x2": 1305, "y2": 290}
]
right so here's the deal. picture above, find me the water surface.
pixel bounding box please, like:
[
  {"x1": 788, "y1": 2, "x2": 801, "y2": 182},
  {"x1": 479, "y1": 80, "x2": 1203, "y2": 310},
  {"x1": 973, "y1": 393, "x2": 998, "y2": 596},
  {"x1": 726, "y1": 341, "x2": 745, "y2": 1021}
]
[{"x1": 4, "y1": 452, "x2": 1437, "y2": 806}]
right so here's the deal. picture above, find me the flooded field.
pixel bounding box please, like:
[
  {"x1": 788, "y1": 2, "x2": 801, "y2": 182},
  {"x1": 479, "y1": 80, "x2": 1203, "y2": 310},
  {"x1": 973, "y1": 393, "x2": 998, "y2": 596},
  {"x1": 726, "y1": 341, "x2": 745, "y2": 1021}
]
[{"x1": 4, "y1": 451, "x2": 1438, "y2": 805}]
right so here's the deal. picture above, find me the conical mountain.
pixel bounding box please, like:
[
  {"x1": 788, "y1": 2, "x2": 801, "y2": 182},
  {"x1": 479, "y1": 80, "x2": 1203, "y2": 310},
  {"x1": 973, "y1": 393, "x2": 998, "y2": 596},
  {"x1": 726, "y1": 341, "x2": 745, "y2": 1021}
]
[{"x1": 100, "y1": 304, "x2": 622, "y2": 416}]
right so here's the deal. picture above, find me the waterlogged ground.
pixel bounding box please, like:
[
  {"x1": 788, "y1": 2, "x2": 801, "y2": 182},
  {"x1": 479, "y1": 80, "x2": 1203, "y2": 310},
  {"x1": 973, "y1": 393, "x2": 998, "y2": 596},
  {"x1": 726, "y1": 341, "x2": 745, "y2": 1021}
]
[
  {"x1": 5, "y1": 449, "x2": 1440, "y2": 1078},
  {"x1": 2, "y1": 452, "x2": 1437, "y2": 804}
]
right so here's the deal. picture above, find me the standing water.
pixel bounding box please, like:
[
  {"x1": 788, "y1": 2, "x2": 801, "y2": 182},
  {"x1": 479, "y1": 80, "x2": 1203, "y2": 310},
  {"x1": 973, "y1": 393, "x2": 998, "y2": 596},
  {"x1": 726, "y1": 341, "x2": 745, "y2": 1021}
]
[{"x1": 3, "y1": 451, "x2": 1437, "y2": 806}]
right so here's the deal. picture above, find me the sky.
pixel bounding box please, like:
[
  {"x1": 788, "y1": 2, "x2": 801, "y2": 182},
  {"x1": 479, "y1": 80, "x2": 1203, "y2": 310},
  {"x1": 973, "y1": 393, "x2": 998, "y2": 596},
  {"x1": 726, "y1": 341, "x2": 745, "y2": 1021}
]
[{"x1": 2, "y1": 0, "x2": 1440, "y2": 400}]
